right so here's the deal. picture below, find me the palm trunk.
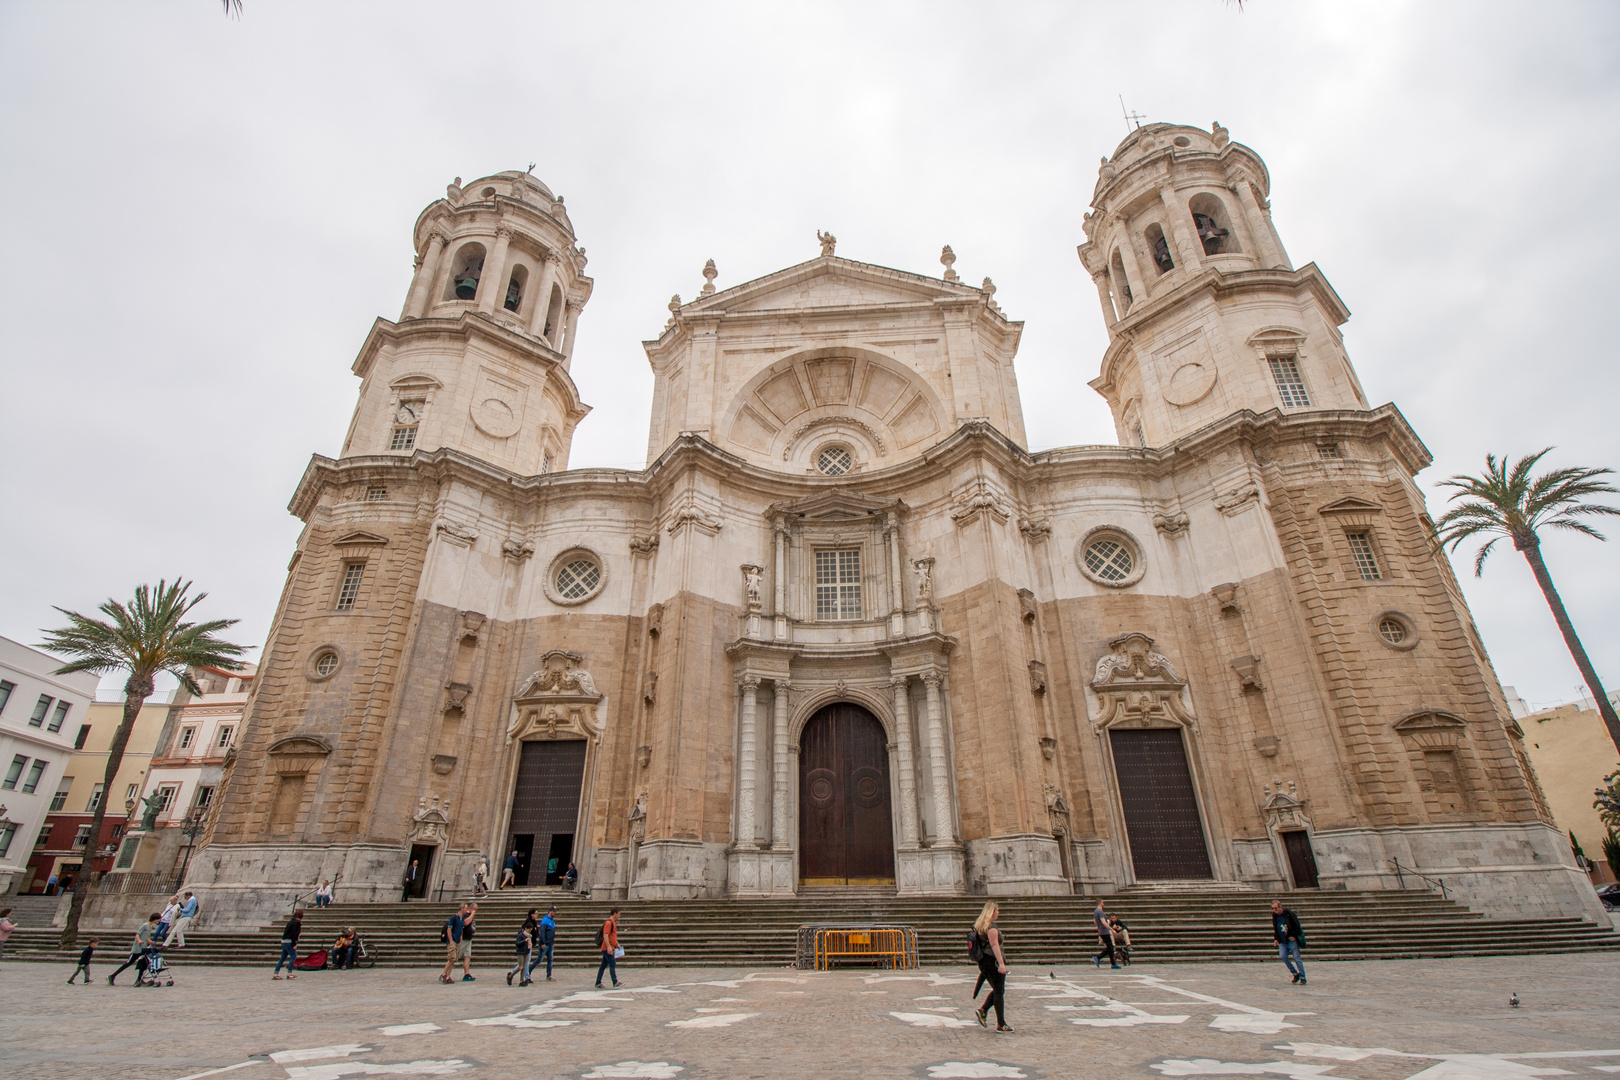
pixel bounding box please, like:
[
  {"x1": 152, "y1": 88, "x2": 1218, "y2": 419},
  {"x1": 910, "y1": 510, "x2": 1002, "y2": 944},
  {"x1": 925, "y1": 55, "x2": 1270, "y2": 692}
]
[
  {"x1": 1519, "y1": 539, "x2": 1620, "y2": 754},
  {"x1": 59, "y1": 673, "x2": 153, "y2": 948}
]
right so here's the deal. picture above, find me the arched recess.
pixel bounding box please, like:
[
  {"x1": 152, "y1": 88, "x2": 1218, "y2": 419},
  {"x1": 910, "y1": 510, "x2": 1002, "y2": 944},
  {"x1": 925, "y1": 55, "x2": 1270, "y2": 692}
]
[
  {"x1": 544, "y1": 285, "x2": 565, "y2": 345},
  {"x1": 443, "y1": 242, "x2": 487, "y2": 301},
  {"x1": 1188, "y1": 192, "x2": 1242, "y2": 255},
  {"x1": 718, "y1": 346, "x2": 950, "y2": 470}
]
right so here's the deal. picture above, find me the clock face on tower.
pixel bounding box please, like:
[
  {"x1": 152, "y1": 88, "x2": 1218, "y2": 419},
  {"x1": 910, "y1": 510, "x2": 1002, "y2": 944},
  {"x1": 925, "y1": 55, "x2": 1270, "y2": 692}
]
[{"x1": 396, "y1": 402, "x2": 420, "y2": 425}]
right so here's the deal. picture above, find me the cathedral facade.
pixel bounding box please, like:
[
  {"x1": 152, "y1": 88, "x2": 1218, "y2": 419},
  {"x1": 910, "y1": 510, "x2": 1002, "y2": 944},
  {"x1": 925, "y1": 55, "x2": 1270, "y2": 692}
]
[{"x1": 191, "y1": 123, "x2": 1603, "y2": 925}]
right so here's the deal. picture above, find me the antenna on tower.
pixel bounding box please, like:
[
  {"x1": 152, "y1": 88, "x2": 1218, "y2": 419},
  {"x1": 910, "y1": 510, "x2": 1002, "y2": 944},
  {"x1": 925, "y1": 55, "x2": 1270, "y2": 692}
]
[{"x1": 1119, "y1": 95, "x2": 1147, "y2": 132}]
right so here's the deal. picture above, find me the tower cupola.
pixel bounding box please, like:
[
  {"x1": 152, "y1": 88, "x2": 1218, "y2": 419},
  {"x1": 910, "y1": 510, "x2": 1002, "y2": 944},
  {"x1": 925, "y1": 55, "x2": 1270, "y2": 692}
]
[{"x1": 1079, "y1": 123, "x2": 1368, "y2": 448}]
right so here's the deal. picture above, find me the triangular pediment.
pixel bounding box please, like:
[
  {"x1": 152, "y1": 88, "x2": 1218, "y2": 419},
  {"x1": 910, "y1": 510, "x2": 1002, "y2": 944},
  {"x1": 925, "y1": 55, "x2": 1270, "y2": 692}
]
[
  {"x1": 333, "y1": 530, "x2": 389, "y2": 546},
  {"x1": 769, "y1": 487, "x2": 904, "y2": 520},
  {"x1": 1318, "y1": 497, "x2": 1382, "y2": 515},
  {"x1": 686, "y1": 256, "x2": 979, "y2": 316}
]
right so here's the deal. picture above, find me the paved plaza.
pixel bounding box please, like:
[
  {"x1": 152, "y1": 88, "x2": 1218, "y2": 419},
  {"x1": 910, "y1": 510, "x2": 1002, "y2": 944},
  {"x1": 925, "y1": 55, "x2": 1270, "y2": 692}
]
[{"x1": 2, "y1": 955, "x2": 1619, "y2": 1079}]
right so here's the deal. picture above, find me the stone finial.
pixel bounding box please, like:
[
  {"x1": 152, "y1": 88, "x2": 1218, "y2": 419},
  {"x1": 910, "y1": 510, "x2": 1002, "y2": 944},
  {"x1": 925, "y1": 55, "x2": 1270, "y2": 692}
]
[
  {"x1": 701, "y1": 258, "x2": 718, "y2": 296},
  {"x1": 1211, "y1": 120, "x2": 1230, "y2": 149},
  {"x1": 940, "y1": 245, "x2": 959, "y2": 282},
  {"x1": 981, "y1": 277, "x2": 999, "y2": 311},
  {"x1": 446, "y1": 176, "x2": 463, "y2": 204},
  {"x1": 816, "y1": 230, "x2": 837, "y2": 257},
  {"x1": 1099, "y1": 156, "x2": 1116, "y2": 182}
]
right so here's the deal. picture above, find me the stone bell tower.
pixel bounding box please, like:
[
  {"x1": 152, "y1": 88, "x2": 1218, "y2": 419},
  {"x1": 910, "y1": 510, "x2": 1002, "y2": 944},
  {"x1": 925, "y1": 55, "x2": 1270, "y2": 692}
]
[
  {"x1": 1079, "y1": 122, "x2": 1370, "y2": 449},
  {"x1": 341, "y1": 171, "x2": 594, "y2": 475}
]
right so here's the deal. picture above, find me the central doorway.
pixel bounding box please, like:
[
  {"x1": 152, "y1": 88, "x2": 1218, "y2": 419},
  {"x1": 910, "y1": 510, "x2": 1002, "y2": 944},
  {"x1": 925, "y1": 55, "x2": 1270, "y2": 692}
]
[
  {"x1": 799, "y1": 703, "x2": 895, "y2": 886},
  {"x1": 507, "y1": 739, "x2": 587, "y2": 886},
  {"x1": 1109, "y1": 727, "x2": 1213, "y2": 880}
]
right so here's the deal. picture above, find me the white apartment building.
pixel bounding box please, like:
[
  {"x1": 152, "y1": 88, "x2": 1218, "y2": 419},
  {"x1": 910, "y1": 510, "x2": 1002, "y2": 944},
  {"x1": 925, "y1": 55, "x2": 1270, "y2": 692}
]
[
  {"x1": 137, "y1": 664, "x2": 255, "y2": 836},
  {"x1": 0, "y1": 637, "x2": 97, "y2": 894}
]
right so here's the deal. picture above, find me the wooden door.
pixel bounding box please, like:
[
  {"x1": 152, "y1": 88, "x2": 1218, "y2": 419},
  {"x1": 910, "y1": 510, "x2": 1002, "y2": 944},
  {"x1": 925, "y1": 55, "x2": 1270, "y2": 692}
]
[
  {"x1": 1282, "y1": 830, "x2": 1319, "y2": 888},
  {"x1": 799, "y1": 704, "x2": 895, "y2": 885},
  {"x1": 1109, "y1": 728, "x2": 1213, "y2": 880},
  {"x1": 507, "y1": 739, "x2": 587, "y2": 881}
]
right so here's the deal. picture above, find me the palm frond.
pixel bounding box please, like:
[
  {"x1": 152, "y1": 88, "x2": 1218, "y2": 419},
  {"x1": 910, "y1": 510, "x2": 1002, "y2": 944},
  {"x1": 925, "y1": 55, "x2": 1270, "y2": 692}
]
[{"x1": 39, "y1": 579, "x2": 246, "y2": 690}]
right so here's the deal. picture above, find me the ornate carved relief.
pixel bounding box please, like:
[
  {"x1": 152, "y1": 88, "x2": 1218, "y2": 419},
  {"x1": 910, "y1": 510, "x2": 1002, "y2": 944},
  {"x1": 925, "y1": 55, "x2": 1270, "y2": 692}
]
[
  {"x1": 444, "y1": 682, "x2": 472, "y2": 713},
  {"x1": 1215, "y1": 484, "x2": 1260, "y2": 516},
  {"x1": 950, "y1": 478, "x2": 1010, "y2": 526},
  {"x1": 1089, "y1": 632, "x2": 1195, "y2": 733},
  {"x1": 1028, "y1": 660, "x2": 1048, "y2": 695},
  {"x1": 1017, "y1": 588, "x2": 1037, "y2": 623},
  {"x1": 436, "y1": 520, "x2": 479, "y2": 546},
  {"x1": 508, "y1": 650, "x2": 605, "y2": 744},
  {"x1": 1261, "y1": 779, "x2": 1309, "y2": 831},
  {"x1": 501, "y1": 539, "x2": 535, "y2": 561},
  {"x1": 1230, "y1": 655, "x2": 1264, "y2": 692},
  {"x1": 629, "y1": 534, "x2": 660, "y2": 556},
  {"x1": 1153, "y1": 511, "x2": 1190, "y2": 535},
  {"x1": 1018, "y1": 517, "x2": 1052, "y2": 541},
  {"x1": 409, "y1": 794, "x2": 452, "y2": 845},
  {"x1": 1211, "y1": 582, "x2": 1241, "y2": 615}
]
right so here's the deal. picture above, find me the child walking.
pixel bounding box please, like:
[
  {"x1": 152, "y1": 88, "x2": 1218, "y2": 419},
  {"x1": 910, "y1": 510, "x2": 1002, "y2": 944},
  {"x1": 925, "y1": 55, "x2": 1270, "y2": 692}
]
[{"x1": 67, "y1": 939, "x2": 98, "y2": 984}]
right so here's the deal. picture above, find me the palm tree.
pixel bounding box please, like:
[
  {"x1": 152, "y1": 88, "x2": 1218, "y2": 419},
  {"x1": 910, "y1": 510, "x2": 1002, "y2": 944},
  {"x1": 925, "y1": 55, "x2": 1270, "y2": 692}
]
[
  {"x1": 40, "y1": 580, "x2": 247, "y2": 947},
  {"x1": 1433, "y1": 448, "x2": 1620, "y2": 753}
]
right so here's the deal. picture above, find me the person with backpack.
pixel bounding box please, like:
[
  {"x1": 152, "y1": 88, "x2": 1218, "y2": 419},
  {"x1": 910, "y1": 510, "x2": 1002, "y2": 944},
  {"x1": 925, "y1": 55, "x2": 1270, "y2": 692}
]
[
  {"x1": 440, "y1": 902, "x2": 477, "y2": 983},
  {"x1": 272, "y1": 909, "x2": 304, "y2": 980},
  {"x1": 1270, "y1": 899, "x2": 1307, "y2": 985},
  {"x1": 536, "y1": 906, "x2": 558, "y2": 981},
  {"x1": 507, "y1": 918, "x2": 533, "y2": 986},
  {"x1": 969, "y1": 901, "x2": 1012, "y2": 1032},
  {"x1": 594, "y1": 907, "x2": 622, "y2": 988},
  {"x1": 1092, "y1": 899, "x2": 1121, "y2": 970}
]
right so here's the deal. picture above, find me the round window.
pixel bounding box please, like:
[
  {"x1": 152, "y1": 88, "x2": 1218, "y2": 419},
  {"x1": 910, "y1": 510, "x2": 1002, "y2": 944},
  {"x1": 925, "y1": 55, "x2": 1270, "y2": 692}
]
[
  {"x1": 816, "y1": 445, "x2": 853, "y2": 476},
  {"x1": 1379, "y1": 618, "x2": 1408, "y2": 645},
  {"x1": 1373, "y1": 611, "x2": 1419, "y2": 650},
  {"x1": 555, "y1": 557, "x2": 601, "y2": 600},
  {"x1": 1075, "y1": 527, "x2": 1146, "y2": 588},
  {"x1": 1084, "y1": 539, "x2": 1134, "y2": 582},
  {"x1": 305, "y1": 644, "x2": 345, "y2": 682},
  {"x1": 314, "y1": 652, "x2": 339, "y2": 677}
]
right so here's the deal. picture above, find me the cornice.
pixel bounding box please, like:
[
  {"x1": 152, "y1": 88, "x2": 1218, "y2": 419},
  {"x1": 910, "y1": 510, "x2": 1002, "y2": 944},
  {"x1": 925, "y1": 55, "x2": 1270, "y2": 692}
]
[
  {"x1": 350, "y1": 313, "x2": 588, "y2": 421},
  {"x1": 411, "y1": 192, "x2": 578, "y2": 250},
  {"x1": 1092, "y1": 263, "x2": 1350, "y2": 394},
  {"x1": 1089, "y1": 128, "x2": 1271, "y2": 209},
  {"x1": 286, "y1": 407, "x2": 1431, "y2": 525}
]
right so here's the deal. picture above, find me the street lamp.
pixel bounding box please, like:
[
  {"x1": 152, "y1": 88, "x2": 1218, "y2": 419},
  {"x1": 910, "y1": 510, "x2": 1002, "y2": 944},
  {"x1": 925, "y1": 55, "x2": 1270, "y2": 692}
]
[{"x1": 175, "y1": 812, "x2": 208, "y2": 888}]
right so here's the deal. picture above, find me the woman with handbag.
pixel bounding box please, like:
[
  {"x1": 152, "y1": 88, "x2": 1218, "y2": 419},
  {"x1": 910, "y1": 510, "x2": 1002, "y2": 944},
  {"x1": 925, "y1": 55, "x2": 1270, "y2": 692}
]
[{"x1": 971, "y1": 901, "x2": 1012, "y2": 1032}]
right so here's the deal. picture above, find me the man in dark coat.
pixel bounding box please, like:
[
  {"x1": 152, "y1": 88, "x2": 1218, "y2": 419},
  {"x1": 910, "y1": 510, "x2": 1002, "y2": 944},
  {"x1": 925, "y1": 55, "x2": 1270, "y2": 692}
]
[{"x1": 1271, "y1": 899, "x2": 1306, "y2": 985}]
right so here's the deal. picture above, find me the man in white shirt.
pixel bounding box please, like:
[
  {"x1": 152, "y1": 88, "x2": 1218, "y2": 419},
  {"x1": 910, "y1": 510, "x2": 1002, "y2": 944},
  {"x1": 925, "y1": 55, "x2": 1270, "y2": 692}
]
[{"x1": 169, "y1": 892, "x2": 200, "y2": 948}]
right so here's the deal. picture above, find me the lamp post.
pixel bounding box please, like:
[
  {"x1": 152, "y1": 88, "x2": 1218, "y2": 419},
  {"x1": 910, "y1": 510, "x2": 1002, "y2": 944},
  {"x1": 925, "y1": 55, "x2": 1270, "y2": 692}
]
[{"x1": 175, "y1": 812, "x2": 207, "y2": 890}]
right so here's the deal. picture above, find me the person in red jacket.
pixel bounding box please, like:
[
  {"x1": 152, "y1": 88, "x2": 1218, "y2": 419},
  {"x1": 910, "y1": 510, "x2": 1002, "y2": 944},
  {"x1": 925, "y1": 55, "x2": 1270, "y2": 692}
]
[{"x1": 594, "y1": 907, "x2": 621, "y2": 989}]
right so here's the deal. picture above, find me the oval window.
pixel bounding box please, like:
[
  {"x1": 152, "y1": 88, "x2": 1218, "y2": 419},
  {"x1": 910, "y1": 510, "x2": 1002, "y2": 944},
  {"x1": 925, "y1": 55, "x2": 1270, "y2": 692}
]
[{"x1": 816, "y1": 445, "x2": 853, "y2": 476}]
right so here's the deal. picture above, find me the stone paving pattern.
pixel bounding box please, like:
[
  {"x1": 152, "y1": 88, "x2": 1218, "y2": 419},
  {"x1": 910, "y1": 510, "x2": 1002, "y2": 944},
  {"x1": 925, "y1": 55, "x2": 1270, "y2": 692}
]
[{"x1": 4, "y1": 956, "x2": 1620, "y2": 1079}]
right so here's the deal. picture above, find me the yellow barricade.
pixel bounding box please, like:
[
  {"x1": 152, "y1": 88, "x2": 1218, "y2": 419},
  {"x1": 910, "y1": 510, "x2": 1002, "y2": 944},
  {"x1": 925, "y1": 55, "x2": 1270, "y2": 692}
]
[{"x1": 809, "y1": 926, "x2": 917, "y2": 970}]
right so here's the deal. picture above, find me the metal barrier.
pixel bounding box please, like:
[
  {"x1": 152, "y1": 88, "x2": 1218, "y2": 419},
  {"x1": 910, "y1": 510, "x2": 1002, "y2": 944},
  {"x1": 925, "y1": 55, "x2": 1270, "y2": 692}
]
[{"x1": 796, "y1": 924, "x2": 917, "y2": 970}]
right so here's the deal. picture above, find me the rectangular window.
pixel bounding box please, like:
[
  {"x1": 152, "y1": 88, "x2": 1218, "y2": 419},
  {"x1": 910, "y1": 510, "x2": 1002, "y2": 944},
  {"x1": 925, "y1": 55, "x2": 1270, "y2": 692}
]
[
  {"x1": 29, "y1": 694, "x2": 53, "y2": 727},
  {"x1": 0, "y1": 679, "x2": 13, "y2": 713},
  {"x1": 74, "y1": 724, "x2": 90, "y2": 749},
  {"x1": 0, "y1": 825, "x2": 15, "y2": 859},
  {"x1": 179, "y1": 727, "x2": 197, "y2": 750},
  {"x1": 1346, "y1": 531, "x2": 1383, "y2": 581},
  {"x1": 49, "y1": 779, "x2": 72, "y2": 812},
  {"x1": 22, "y1": 759, "x2": 48, "y2": 793},
  {"x1": 1317, "y1": 442, "x2": 1340, "y2": 459},
  {"x1": 87, "y1": 783, "x2": 103, "y2": 812},
  {"x1": 1268, "y1": 356, "x2": 1312, "y2": 409},
  {"x1": 111, "y1": 823, "x2": 124, "y2": 839},
  {"x1": 125, "y1": 783, "x2": 139, "y2": 803},
  {"x1": 217, "y1": 726, "x2": 236, "y2": 749},
  {"x1": 814, "y1": 549, "x2": 863, "y2": 621},
  {"x1": 365, "y1": 486, "x2": 388, "y2": 501},
  {"x1": 3, "y1": 754, "x2": 26, "y2": 790},
  {"x1": 47, "y1": 700, "x2": 70, "y2": 732},
  {"x1": 155, "y1": 784, "x2": 180, "y2": 814},
  {"x1": 193, "y1": 785, "x2": 216, "y2": 813},
  {"x1": 36, "y1": 825, "x2": 53, "y2": 848},
  {"x1": 72, "y1": 824, "x2": 91, "y2": 848},
  {"x1": 389, "y1": 425, "x2": 418, "y2": 451},
  {"x1": 336, "y1": 562, "x2": 365, "y2": 610}
]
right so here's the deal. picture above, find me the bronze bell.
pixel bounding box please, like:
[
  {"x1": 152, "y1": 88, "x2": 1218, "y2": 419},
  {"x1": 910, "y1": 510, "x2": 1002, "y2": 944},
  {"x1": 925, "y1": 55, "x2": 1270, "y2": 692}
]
[{"x1": 455, "y1": 277, "x2": 479, "y2": 300}]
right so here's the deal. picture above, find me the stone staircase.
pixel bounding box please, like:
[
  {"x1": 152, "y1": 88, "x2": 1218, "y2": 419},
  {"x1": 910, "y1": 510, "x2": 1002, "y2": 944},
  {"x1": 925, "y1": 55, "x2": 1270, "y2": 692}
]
[{"x1": 6, "y1": 888, "x2": 1615, "y2": 969}]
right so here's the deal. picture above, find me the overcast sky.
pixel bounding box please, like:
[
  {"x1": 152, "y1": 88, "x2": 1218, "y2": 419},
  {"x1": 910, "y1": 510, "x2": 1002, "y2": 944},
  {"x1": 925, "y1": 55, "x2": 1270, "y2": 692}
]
[{"x1": 1, "y1": 1, "x2": 1616, "y2": 709}]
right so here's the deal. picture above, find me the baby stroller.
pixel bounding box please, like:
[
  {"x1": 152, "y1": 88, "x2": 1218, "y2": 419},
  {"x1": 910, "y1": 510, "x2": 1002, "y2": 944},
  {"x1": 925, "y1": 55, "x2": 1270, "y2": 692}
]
[
  {"x1": 1109, "y1": 918, "x2": 1132, "y2": 967},
  {"x1": 137, "y1": 947, "x2": 174, "y2": 987}
]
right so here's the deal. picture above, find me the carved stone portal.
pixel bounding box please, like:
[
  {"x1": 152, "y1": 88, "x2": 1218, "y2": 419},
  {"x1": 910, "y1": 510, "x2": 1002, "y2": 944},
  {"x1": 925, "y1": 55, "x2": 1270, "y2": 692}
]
[
  {"x1": 1089, "y1": 632, "x2": 1196, "y2": 733},
  {"x1": 508, "y1": 650, "x2": 606, "y2": 744}
]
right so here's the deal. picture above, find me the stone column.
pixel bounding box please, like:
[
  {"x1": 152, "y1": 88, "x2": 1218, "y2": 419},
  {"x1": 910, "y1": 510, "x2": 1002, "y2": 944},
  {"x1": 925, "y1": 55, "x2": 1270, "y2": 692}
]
[
  {"x1": 1114, "y1": 218, "x2": 1151, "y2": 301},
  {"x1": 562, "y1": 300, "x2": 583, "y2": 364},
  {"x1": 478, "y1": 226, "x2": 514, "y2": 314},
  {"x1": 921, "y1": 672, "x2": 955, "y2": 844},
  {"x1": 890, "y1": 676, "x2": 920, "y2": 848},
  {"x1": 736, "y1": 676, "x2": 760, "y2": 849},
  {"x1": 1232, "y1": 177, "x2": 1289, "y2": 270},
  {"x1": 771, "y1": 679, "x2": 791, "y2": 848},
  {"x1": 885, "y1": 513, "x2": 905, "y2": 636},
  {"x1": 1091, "y1": 270, "x2": 1119, "y2": 329},
  {"x1": 528, "y1": 252, "x2": 559, "y2": 338},
  {"x1": 403, "y1": 232, "x2": 447, "y2": 320},
  {"x1": 1158, "y1": 183, "x2": 1202, "y2": 272},
  {"x1": 773, "y1": 518, "x2": 789, "y2": 641}
]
